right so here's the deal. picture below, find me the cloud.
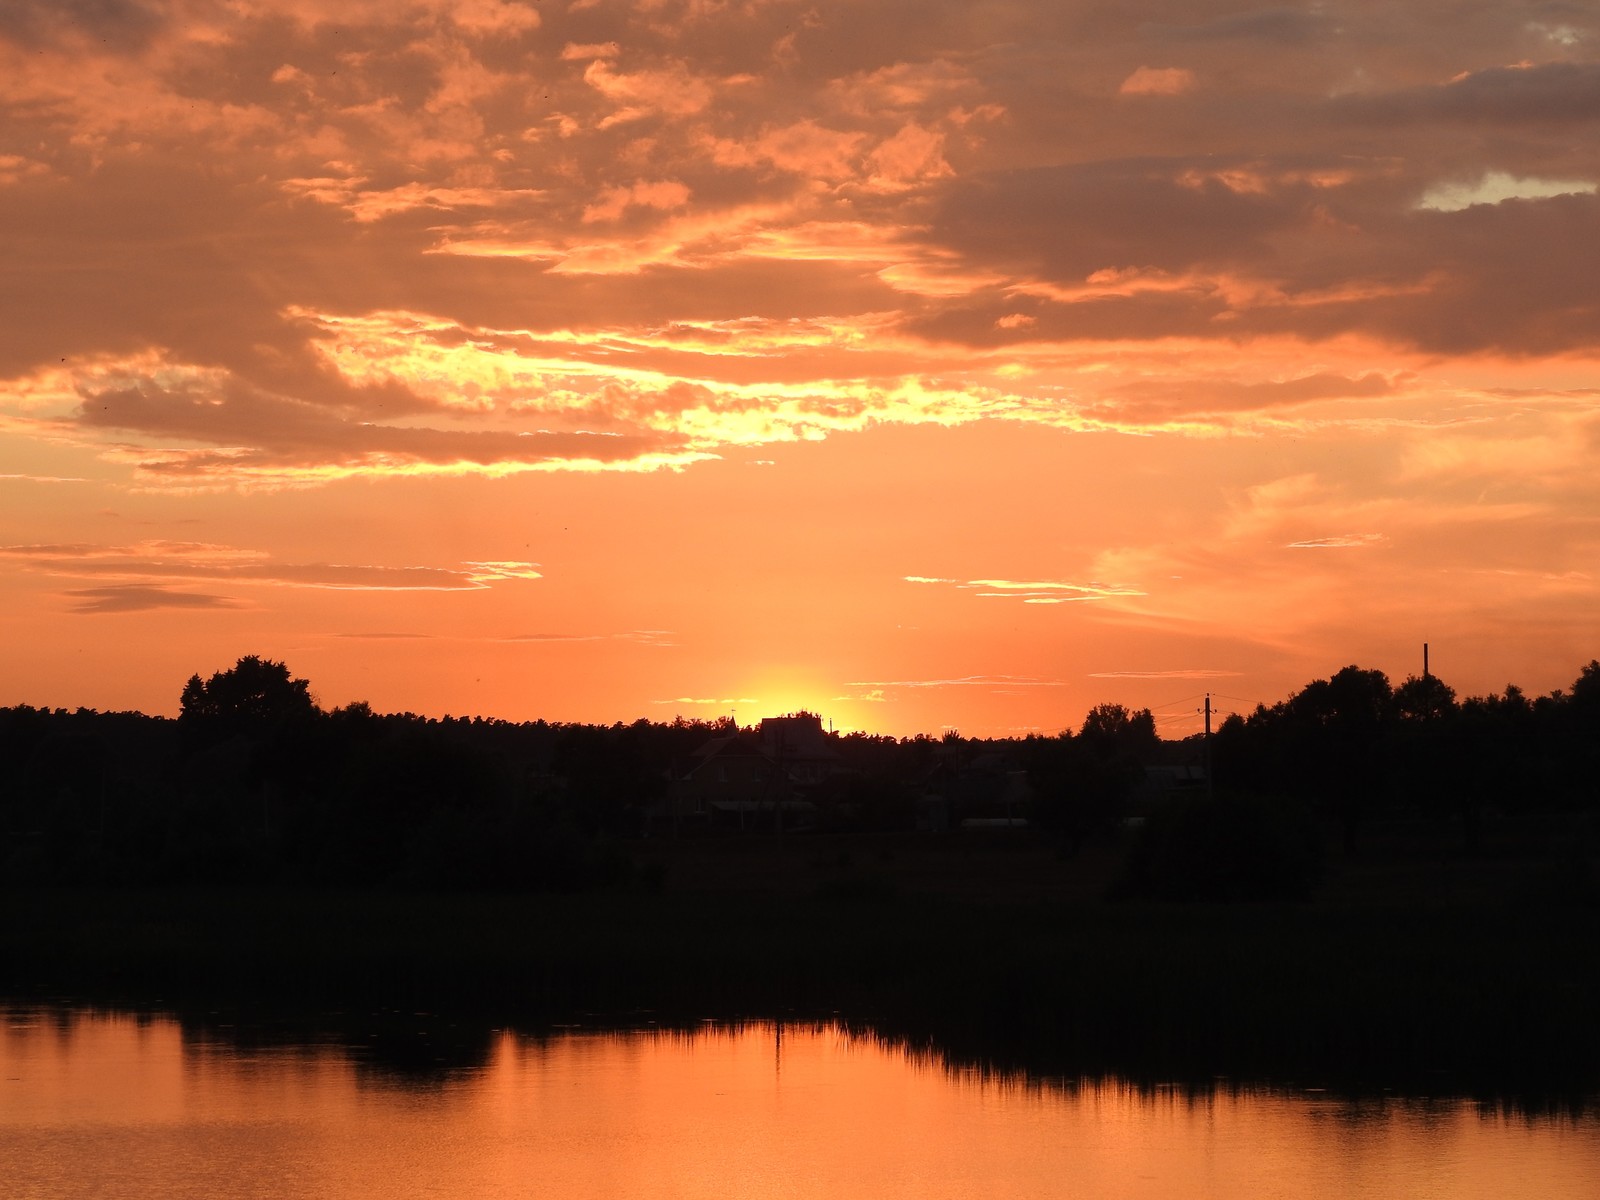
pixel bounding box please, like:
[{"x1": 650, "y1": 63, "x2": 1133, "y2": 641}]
[
  {"x1": 905, "y1": 575, "x2": 1146, "y2": 603},
  {"x1": 653, "y1": 696, "x2": 759, "y2": 706},
  {"x1": 1145, "y1": 10, "x2": 1331, "y2": 44},
  {"x1": 582, "y1": 57, "x2": 716, "y2": 122},
  {"x1": 1, "y1": 541, "x2": 542, "y2": 592},
  {"x1": 562, "y1": 42, "x2": 620, "y2": 60},
  {"x1": 1083, "y1": 370, "x2": 1397, "y2": 423},
  {"x1": 63, "y1": 369, "x2": 694, "y2": 485},
  {"x1": 700, "y1": 119, "x2": 867, "y2": 181},
  {"x1": 828, "y1": 59, "x2": 978, "y2": 115},
  {"x1": 0, "y1": 154, "x2": 55, "y2": 186},
  {"x1": 4, "y1": 1, "x2": 1597, "y2": 505},
  {"x1": 1286, "y1": 534, "x2": 1388, "y2": 549},
  {"x1": 1119, "y1": 67, "x2": 1195, "y2": 97},
  {"x1": 995, "y1": 313, "x2": 1036, "y2": 330},
  {"x1": 865, "y1": 122, "x2": 954, "y2": 191},
  {"x1": 280, "y1": 177, "x2": 545, "y2": 223},
  {"x1": 449, "y1": 0, "x2": 540, "y2": 36},
  {"x1": 932, "y1": 158, "x2": 1300, "y2": 288},
  {"x1": 1417, "y1": 171, "x2": 1597, "y2": 211},
  {"x1": 65, "y1": 585, "x2": 244, "y2": 614},
  {"x1": 0, "y1": 0, "x2": 167, "y2": 53},
  {"x1": 582, "y1": 178, "x2": 692, "y2": 223},
  {"x1": 1342, "y1": 61, "x2": 1600, "y2": 127},
  {"x1": 841, "y1": 688, "x2": 891, "y2": 703}
]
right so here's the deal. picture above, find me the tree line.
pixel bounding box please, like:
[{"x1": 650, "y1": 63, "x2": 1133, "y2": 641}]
[
  {"x1": 1216, "y1": 662, "x2": 1600, "y2": 850},
  {"x1": 1, "y1": 655, "x2": 1595, "y2": 896}
]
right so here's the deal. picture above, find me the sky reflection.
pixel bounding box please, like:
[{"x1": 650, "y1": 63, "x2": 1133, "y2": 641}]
[{"x1": 3, "y1": 1007, "x2": 1598, "y2": 1200}]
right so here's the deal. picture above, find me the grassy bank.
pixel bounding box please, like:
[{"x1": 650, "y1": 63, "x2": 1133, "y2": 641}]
[{"x1": 4, "y1": 841, "x2": 1597, "y2": 1104}]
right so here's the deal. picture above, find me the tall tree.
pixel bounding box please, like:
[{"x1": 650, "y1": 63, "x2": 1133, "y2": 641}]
[
  {"x1": 1078, "y1": 703, "x2": 1158, "y2": 759},
  {"x1": 179, "y1": 656, "x2": 317, "y2": 732},
  {"x1": 1394, "y1": 673, "x2": 1458, "y2": 722}
]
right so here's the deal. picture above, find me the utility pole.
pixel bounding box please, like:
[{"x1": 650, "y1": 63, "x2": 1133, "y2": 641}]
[
  {"x1": 1423, "y1": 642, "x2": 1430, "y2": 680},
  {"x1": 1203, "y1": 693, "x2": 1214, "y2": 802}
]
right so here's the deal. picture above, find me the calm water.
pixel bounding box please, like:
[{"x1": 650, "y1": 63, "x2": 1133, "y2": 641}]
[{"x1": 3, "y1": 1006, "x2": 1597, "y2": 1200}]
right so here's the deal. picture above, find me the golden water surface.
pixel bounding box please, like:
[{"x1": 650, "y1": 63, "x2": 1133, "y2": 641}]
[{"x1": 3, "y1": 1007, "x2": 1597, "y2": 1200}]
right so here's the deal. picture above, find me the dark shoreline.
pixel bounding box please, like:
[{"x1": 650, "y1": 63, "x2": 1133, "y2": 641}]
[{"x1": 5, "y1": 842, "x2": 1597, "y2": 1110}]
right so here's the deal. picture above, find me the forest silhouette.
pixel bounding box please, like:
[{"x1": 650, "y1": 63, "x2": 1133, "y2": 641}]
[{"x1": 0, "y1": 654, "x2": 1596, "y2": 901}]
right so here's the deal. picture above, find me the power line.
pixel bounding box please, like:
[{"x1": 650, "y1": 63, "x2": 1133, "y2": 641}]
[{"x1": 1148, "y1": 692, "x2": 1208, "y2": 712}]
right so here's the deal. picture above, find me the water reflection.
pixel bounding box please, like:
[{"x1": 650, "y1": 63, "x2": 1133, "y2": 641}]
[{"x1": 3, "y1": 1006, "x2": 1598, "y2": 1200}]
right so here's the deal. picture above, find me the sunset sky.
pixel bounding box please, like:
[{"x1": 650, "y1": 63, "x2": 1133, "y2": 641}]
[{"x1": 2, "y1": 0, "x2": 1597, "y2": 736}]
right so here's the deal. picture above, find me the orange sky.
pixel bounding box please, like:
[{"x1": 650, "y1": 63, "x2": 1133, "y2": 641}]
[{"x1": 2, "y1": 1, "x2": 1597, "y2": 736}]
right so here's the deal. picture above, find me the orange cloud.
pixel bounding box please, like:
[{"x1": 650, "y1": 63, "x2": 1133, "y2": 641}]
[
  {"x1": 582, "y1": 179, "x2": 692, "y2": 222},
  {"x1": 866, "y1": 122, "x2": 954, "y2": 191},
  {"x1": 700, "y1": 119, "x2": 867, "y2": 182},
  {"x1": 449, "y1": 0, "x2": 541, "y2": 36},
  {"x1": 583, "y1": 57, "x2": 716, "y2": 122},
  {"x1": 1119, "y1": 67, "x2": 1196, "y2": 96},
  {"x1": 828, "y1": 59, "x2": 978, "y2": 115}
]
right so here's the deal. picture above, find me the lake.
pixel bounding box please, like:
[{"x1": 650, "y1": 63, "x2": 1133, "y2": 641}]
[{"x1": 4, "y1": 1005, "x2": 1597, "y2": 1199}]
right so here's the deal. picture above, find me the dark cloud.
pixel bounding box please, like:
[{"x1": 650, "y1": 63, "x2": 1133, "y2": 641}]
[
  {"x1": 1313, "y1": 193, "x2": 1600, "y2": 355},
  {"x1": 918, "y1": 144, "x2": 1600, "y2": 356},
  {"x1": 65, "y1": 584, "x2": 241, "y2": 614},
  {"x1": 3, "y1": 541, "x2": 541, "y2": 592},
  {"x1": 1341, "y1": 62, "x2": 1600, "y2": 127},
  {"x1": 72, "y1": 378, "x2": 687, "y2": 477},
  {"x1": 52, "y1": 558, "x2": 499, "y2": 590},
  {"x1": 933, "y1": 158, "x2": 1300, "y2": 279},
  {"x1": 0, "y1": 0, "x2": 165, "y2": 52},
  {"x1": 1142, "y1": 8, "x2": 1334, "y2": 44}
]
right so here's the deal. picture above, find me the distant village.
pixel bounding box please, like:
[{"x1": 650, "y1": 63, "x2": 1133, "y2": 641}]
[{"x1": 659, "y1": 709, "x2": 1200, "y2": 835}]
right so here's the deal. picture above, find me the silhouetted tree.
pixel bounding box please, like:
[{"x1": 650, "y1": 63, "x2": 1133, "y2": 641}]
[
  {"x1": 1078, "y1": 703, "x2": 1158, "y2": 759},
  {"x1": 1288, "y1": 665, "x2": 1393, "y2": 728},
  {"x1": 1569, "y1": 661, "x2": 1600, "y2": 713},
  {"x1": 1060, "y1": 704, "x2": 1159, "y2": 837},
  {"x1": 1394, "y1": 673, "x2": 1458, "y2": 722},
  {"x1": 1280, "y1": 666, "x2": 1395, "y2": 850},
  {"x1": 179, "y1": 656, "x2": 317, "y2": 734}
]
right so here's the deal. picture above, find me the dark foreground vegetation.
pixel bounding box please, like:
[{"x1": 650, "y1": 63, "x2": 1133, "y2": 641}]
[{"x1": 3, "y1": 655, "x2": 1599, "y2": 1104}]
